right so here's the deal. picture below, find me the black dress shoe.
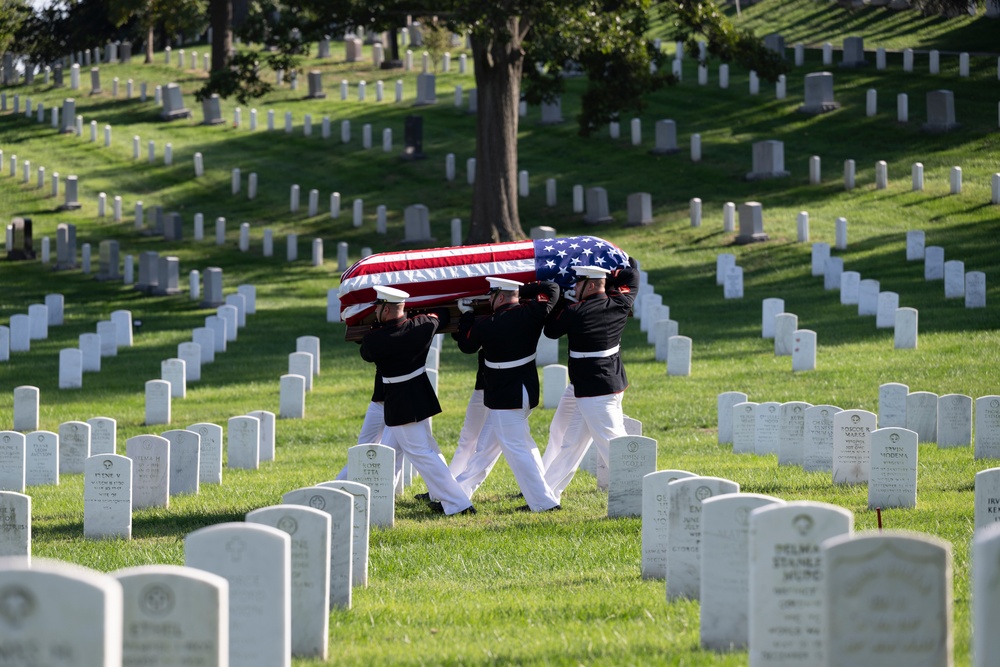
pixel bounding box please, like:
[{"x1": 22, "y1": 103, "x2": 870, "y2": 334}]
[
  {"x1": 414, "y1": 492, "x2": 431, "y2": 501},
  {"x1": 429, "y1": 502, "x2": 477, "y2": 516},
  {"x1": 515, "y1": 504, "x2": 562, "y2": 512}
]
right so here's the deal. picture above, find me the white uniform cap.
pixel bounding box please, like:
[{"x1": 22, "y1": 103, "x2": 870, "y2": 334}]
[
  {"x1": 373, "y1": 285, "x2": 410, "y2": 303},
  {"x1": 573, "y1": 265, "x2": 612, "y2": 279},
  {"x1": 486, "y1": 277, "x2": 523, "y2": 291}
]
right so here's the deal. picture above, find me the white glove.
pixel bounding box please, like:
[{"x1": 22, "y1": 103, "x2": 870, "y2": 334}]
[
  {"x1": 456, "y1": 298, "x2": 474, "y2": 314},
  {"x1": 564, "y1": 289, "x2": 577, "y2": 303}
]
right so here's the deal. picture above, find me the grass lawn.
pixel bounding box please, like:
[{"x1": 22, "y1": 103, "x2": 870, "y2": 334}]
[{"x1": 1, "y1": 0, "x2": 999, "y2": 663}]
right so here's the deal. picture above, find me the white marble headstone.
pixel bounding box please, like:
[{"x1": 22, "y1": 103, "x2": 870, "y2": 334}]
[
  {"x1": 87, "y1": 416, "x2": 117, "y2": 455},
  {"x1": 289, "y1": 352, "x2": 314, "y2": 391},
  {"x1": 717, "y1": 391, "x2": 748, "y2": 444},
  {"x1": 247, "y1": 410, "x2": 276, "y2": 462},
  {"x1": 0, "y1": 431, "x2": 26, "y2": 492},
  {"x1": 188, "y1": 422, "x2": 223, "y2": 484},
  {"x1": 803, "y1": 405, "x2": 843, "y2": 472},
  {"x1": 777, "y1": 401, "x2": 812, "y2": 466},
  {"x1": 162, "y1": 429, "x2": 201, "y2": 495},
  {"x1": 25, "y1": 430, "x2": 58, "y2": 485},
  {"x1": 607, "y1": 435, "x2": 656, "y2": 518},
  {"x1": 296, "y1": 335, "x2": 321, "y2": 376},
  {"x1": 832, "y1": 409, "x2": 876, "y2": 485},
  {"x1": 319, "y1": 480, "x2": 371, "y2": 587},
  {"x1": 347, "y1": 443, "x2": 395, "y2": 528},
  {"x1": 906, "y1": 391, "x2": 938, "y2": 442},
  {"x1": 748, "y1": 501, "x2": 854, "y2": 667},
  {"x1": 868, "y1": 427, "x2": 918, "y2": 509},
  {"x1": 641, "y1": 469, "x2": 696, "y2": 579},
  {"x1": 761, "y1": 298, "x2": 784, "y2": 339},
  {"x1": 666, "y1": 476, "x2": 740, "y2": 600},
  {"x1": 281, "y1": 486, "x2": 354, "y2": 609},
  {"x1": 732, "y1": 402, "x2": 758, "y2": 454},
  {"x1": 975, "y1": 396, "x2": 1000, "y2": 460},
  {"x1": 185, "y1": 523, "x2": 291, "y2": 667},
  {"x1": 113, "y1": 564, "x2": 228, "y2": 667},
  {"x1": 145, "y1": 379, "x2": 171, "y2": 426},
  {"x1": 84, "y1": 453, "x2": 132, "y2": 539},
  {"x1": 58, "y1": 420, "x2": 91, "y2": 474},
  {"x1": 975, "y1": 468, "x2": 1000, "y2": 530},
  {"x1": 178, "y1": 342, "x2": 202, "y2": 382},
  {"x1": 227, "y1": 416, "x2": 260, "y2": 470},
  {"x1": 754, "y1": 402, "x2": 782, "y2": 455},
  {"x1": 937, "y1": 393, "x2": 972, "y2": 448},
  {"x1": 878, "y1": 382, "x2": 909, "y2": 428},
  {"x1": 0, "y1": 490, "x2": 30, "y2": 557},
  {"x1": 246, "y1": 505, "x2": 331, "y2": 659},
  {"x1": 973, "y1": 523, "x2": 1000, "y2": 667},
  {"x1": 700, "y1": 493, "x2": 785, "y2": 650},
  {"x1": 161, "y1": 358, "x2": 187, "y2": 398},
  {"x1": 0, "y1": 558, "x2": 124, "y2": 666},
  {"x1": 13, "y1": 386, "x2": 39, "y2": 432},
  {"x1": 126, "y1": 434, "x2": 170, "y2": 509},
  {"x1": 822, "y1": 532, "x2": 952, "y2": 667}
]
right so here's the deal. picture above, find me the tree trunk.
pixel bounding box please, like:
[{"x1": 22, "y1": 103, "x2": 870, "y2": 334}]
[
  {"x1": 144, "y1": 24, "x2": 153, "y2": 63},
  {"x1": 467, "y1": 19, "x2": 526, "y2": 244},
  {"x1": 210, "y1": 0, "x2": 233, "y2": 73}
]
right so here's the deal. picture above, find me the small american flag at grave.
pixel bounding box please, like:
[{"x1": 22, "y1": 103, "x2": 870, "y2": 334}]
[{"x1": 339, "y1": 235, "x2": 631, "y2": 339}]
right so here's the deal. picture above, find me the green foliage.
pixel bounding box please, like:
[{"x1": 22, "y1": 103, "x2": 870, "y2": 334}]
[
  {"x1": 194, "y1": 50, "x2": 273, "y2": 104},
  {"x1": 0, "y1": 0, "x2": 30, "y2": 54},
  {"x1": 417, "y1": 16, "x2": 450, "y2": 72}
]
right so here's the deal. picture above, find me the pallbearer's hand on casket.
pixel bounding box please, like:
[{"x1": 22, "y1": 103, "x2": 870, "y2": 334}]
[{"x1": 457, "y1": 298, "x2": 474, "y2": 314}]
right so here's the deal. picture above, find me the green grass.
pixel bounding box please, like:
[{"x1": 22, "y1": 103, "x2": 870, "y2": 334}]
[{"x1": 1, "y1": 0, "x2": 999, "y2": 663}]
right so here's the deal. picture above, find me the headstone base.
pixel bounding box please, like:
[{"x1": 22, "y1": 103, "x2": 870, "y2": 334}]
[
  {"x1": 161, "y1": 108, "x2": 192, "y2": 121},
  {"x1": 734, "y1": 233, "x2": 770, "y2": 245},
  {"x1": 381, "y1": 60, "x2": 404, "y2": 70},
  {"x1": 922, "y1": 121, "x2": 960, "y2": 133},
  {"x1": 797, "y1": 101, "x2": 841, "y2": 115},
  {"x1": 745, "y1": 170, "x2": 790, "y2": 181}
]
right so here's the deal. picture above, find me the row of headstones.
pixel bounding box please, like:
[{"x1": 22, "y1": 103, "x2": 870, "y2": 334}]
[
  {"x1": 745, "y1": 140, "x2": 1000, "y2": 203},
  {"x1": 812, "y1": 228, "x2": 987, "y2": 330},
  {"x1": 764, "y1": 33, "x2": 1000, "y2": 78},
  {"x1": 278, "y1": 336, "x2": 323, "y2": 419},
  {"x1": 631, "y1": 271, "x2": 693, "y2": 376},
  {"x1": 0, "y1": 145, "x2": 82, "y2": 209},
  {"x1": 5, "y1": 487, "x2": 993, "y2": 664},
  {"x1": 0, "y1": 417, "x2": 267, "y2": 496},
  {"x1": 718, "y1": 388, "x2": 1000, "y2": 490},
  {"x1": 0, "y1": 478, "x2": 376, "y2": 663},
  {"x1": 0, "y1": 44, "x2": 130, "y2": 86},
  {"x1": 145, "y1": 284, "x2": 258, "y2": 424},
  {"x1": 713, "y1": 385, "x2": 1000, "y2": 454},
  {"x1": 0, "y1": 294, "x2": 66, "y2": 359},
  {"x1": 640, "y1": 476, "x2": 969, "y2": 665}
]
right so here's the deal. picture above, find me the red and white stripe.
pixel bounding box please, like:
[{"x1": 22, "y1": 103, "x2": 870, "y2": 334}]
[{"x1": 339, "y1": 241, "x2": 536, "y2": 325}]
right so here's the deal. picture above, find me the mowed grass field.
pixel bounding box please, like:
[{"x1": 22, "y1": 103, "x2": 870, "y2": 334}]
[{"x1": 1, "y1": 0, "x2": 999, "y2": 663}]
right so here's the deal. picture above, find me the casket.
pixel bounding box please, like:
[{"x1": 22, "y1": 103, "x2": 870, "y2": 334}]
[{"x1": 339, "y1": 235, "x2": 630, "y2": 340}]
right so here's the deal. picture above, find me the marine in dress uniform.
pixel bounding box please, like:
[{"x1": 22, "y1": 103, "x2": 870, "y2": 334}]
[
  {"x1": 542, "y1": 259, "x2": 639, "y2": 502},
  {"x1": 454, "y1": 278, "x2": 562, "y2": 512},
  {"x1": 359, "y1": 285, "x2": 475, "y2": 516},
  {"x1": 447, "y1": 349, "x2": 494, "y2": 478}
]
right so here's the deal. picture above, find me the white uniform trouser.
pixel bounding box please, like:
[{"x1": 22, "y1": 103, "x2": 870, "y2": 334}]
[
  {"x1": 386, "y1": 419, "x2": 471, "y2": 515},
  {"x1": 453, "y1": 418, "x2": 501, "y2": 498},
  {"x1": 336, "y1": 401, "x2": 403, "y2": 486},
  {"x1": 457, "y1": 387, "x2": 560, "y2": 511},
  {"x1": 449, "y1": 389, "x2": 488, "y2": 475},
  {"x1": 541, "y1": 385, "x2": 593, "y2": 471},
  {"x1": 543, "y1": 392, "x2": 626, "y2": 501}
]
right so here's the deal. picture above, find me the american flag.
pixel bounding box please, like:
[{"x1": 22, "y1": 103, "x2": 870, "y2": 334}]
[{"x1": 339, "y1": 235, "x2": 630, "y2": 325}]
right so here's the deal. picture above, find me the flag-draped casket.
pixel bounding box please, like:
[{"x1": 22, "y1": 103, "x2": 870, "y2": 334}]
[{"x1": 339, "y1": 235, "x2": 630, "y2": 338}]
